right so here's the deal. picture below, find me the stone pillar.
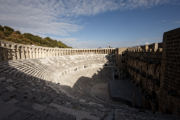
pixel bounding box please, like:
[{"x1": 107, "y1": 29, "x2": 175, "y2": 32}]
[
  {"x1": 2, "y1": 43, "x2": 7, "y2": 60},
  {"x1": 39, "y1": 48, "x2": 42, "y2": 58},
  {"x1": 57, "y1": 49, "x2": 59, "y2": 56},
  {"x1": 14, "y1": 44, "x2": 19, "y2": 60},
  {"x1": 59, "y1": 49, "x2": 61, "y2": 56},
  {"x1": 71, "y1": 49, "x2": 73, "y2": 55},
  {"x1": 17, "y1": 46, "x2": 22, "y2": 59},
  {"x1": 52, "y1": 49, "x2": 54, "y2": 56},
  {"x1": 48, "y1": 48, "x2": 52, "y2": 57},
  {"x1": 10, "y1": 44, "x2": 16, "y2": 60},
  {"x1": 61, "y1": 50, "x2": 63, "y2": 55},
  {"x1": 35, "y1": 48, "x2": 37, "y2": 59},
  {"x1": 68, "y1": 49, "x2": 71, "y2": 55},
  {"x1": 7, "y1": 44, "x2": 12, "y2": 60},
  {"x1": 46, "y1": 49, "x2": 49, "y2": 57},
  {"x1": 67, "y1": 49, "x2": 69, "y2": 55},
  {"x1": 27, "y1": 47, "x2": 30, "y2": 59},
  {"x1": 63, "y1": 49, "x2": 65, "y2": 55},
  {"x1": 37, "y1": 48, "x2": 40, "y2": 58},
  {"x1": 29, "y1": 47, "x2": 32, "y2": 59},
  {"x1": 145, "y1": 45, "x2": 149, "y2": 52},
  {"x1": 23, "y1": 46, "x2": 27, "y2": 59},
  {"x1": 43, "y1": 49, "x2": 45, "y2": 57},
  {"x1": 154, "y1": 43, "x2": 158, "y2": 52},
  {"x1": 60, "y1": 49, "x2": 63, "y2": 56},
  {"x1": 33, "y1": 47, "x2": 36, "y2": 59},
  {"x1": 51, "y1": 49, "x2": 53, "y2": 57},
  {"x1": 47, "y1": 48, "x2": 49, "y2": 57},
  {"x1": 0, "y1": 47, "x2": 3, "y2": 62},
  {"x1": 54, "y1": 49, "x2": 57, "y2": 56},
  {"x1": 53, "y1": 49, "x2": 55, "y2": 57},
  {"x1": 22, "y1": 46, "x2": 26, "y2": 59}
]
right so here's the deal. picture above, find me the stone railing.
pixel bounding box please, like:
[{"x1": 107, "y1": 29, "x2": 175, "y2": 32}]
[{"x1": 0, "y1": 40, "x2": 116, "y2": 62}]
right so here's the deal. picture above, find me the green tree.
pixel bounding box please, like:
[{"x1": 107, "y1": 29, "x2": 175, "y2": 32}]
[
  {"x1": 0, "y1": 25, "x2": 71, "y2": 48},
  {"x1": 0, "y1": 25, "x2": 4, "y2": 31},
  {"x1": 0, "y1": 31, "x2": 5, "y2": 39},
  {"x1": 4, "y1": 26, "x2": 14, "y2": 36}
]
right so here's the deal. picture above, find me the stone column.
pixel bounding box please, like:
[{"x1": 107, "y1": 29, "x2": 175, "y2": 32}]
[
  {"x1": 154, "y1": 43, "x2": 158, "y2": 52},
  {"x1": 34, "y1": 48, "x2": 37, "y2": 59},
  {"x1": 145, "y1": 45, "x2": 149, "y2": 52},
  {"x1": 60, "y1": 49, "x2": 62, "y2": 56},
  {"x1": 49, "y1": 49, "x2": 51, "y2": 57},
  {"x1": 53, "y1": 49, "x2": 55, "y2": 57},
  {"x1": 54, "y1": 49, "x2": 57, "y2": 56},
  {"x1": 18, "y1": 46, "x2": 22, "y2": 59},
  {"x1": 32, "y1": 47, "x2": 36, "y2": 59},
  {"x1": 7, "y1": 44, "x2": 12, "y2": 60},
  {"x1": 36, "y1": 48, "x2": 39, "y2": 58},
  {"x1": 2, "y1": 43, "x2": 7, "y2": 60},
  {"x1": 15, "y1": 45, "x2": 19, "y2": 59},
  {"x1": 23, "y1": 46, "x2": 27, "y2": 59},
  {"x1": 39, "y1": 48, "x2": 42, "y2": 58},
  {"x1": 29, "y1": 47, "x2": 32, "y2": 59},
  {"x1": 10, "y1": 44, "x2": 16, "y2": 60},
  {"x1": 26, "y1": 47, "x2": 30, "y2": 59},
  {"x1": 42, "y1": 48, "x2": 45, "y2": 58}
]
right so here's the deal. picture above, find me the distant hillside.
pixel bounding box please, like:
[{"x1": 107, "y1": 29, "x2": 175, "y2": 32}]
[{"x1": 0, "y1": 25, "x2": 71, "y2": 48}]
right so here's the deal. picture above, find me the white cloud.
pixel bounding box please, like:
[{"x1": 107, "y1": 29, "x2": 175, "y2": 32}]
[
  {"x1": 0, "y1": 0, "x2": 173, "y2": 47},
  {"x1": 50, "y1": 37, "x2": 77, "y2": 47},
  {"x1": 0, "y1": 0, "x2": 82, "y2": 36}
]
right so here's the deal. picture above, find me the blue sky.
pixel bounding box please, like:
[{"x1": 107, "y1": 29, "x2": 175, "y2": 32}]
[{"x1": 0, "y1": 0, "x2": 180, "y2": 48}]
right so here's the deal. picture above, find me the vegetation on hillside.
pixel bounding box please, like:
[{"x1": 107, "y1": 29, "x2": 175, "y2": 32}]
[{"x1": 0, "y1": 25, "x2": 71, "y2": 48}]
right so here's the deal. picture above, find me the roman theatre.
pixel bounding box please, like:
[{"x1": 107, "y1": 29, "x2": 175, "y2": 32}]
[{"x1": 0, "y1": 28, "x2": 179, "y2": 120}]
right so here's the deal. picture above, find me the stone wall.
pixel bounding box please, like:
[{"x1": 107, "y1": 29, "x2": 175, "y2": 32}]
[
  {"x1": 121, "y1": 43, "x2": 163, "y2": 111},
  {"x1": 0, "y1": 40, "x2": 116, "y2": 62},
  {"x1": 159, "y1": 28, "x2": 180, "y2": 115},
  {"x1": 120, "y1": 28, "x2": 180, "y2": 115}
]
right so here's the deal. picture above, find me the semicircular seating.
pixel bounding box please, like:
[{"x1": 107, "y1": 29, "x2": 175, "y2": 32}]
[{"x1": 0, "y1": 54, "x2": 109, "y2": 84}]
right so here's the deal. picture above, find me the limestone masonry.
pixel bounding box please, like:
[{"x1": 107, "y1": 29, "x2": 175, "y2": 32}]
[
  {"x1": 0, "y1": 28, "x2": 179, "y2": 119},
  {"x1": 116, "y1": 28, "x2": 180, "y2": 115}
]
